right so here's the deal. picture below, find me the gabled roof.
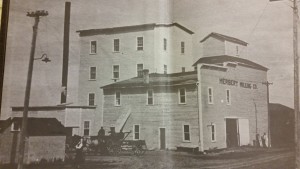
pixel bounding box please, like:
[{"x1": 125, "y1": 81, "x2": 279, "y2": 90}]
[
  {"x1": 200, "y1": 32, "x2": 248, "y2": 46},
  {"x1": 101, "y1": 71, "x2": 197, "y2": 89},
  {"x1": 193, "y1": 55, "x2": 268, "y2": 71},
  {"x1": 0, "y1": 117, "x2": 67, "y2": 136},
  {"x1": 269, "y1": 103, "x2": 294, "y2": 113},
  {"x1": 77, "y1": 22, "x2": 194, "y2": 36}
]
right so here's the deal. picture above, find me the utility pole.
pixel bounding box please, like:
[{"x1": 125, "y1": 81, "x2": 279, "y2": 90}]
[
  {"x1": 293, "y1": 0, "x2": 300, "y2": 167},
  {"x1": 262, "y1": 81, "x2": 272, "y2": 148},
  {"x1": 17, "y1": 10, "x2": 48, "y2": 169}
]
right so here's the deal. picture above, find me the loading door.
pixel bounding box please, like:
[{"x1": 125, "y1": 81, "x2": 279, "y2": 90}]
[
  {"x1": 238, "y1": 119, "x2": 250, "y2": 146},
  {"x1": 226, "y1": 119, "x2": 239, "y2": 147},
  {"x1": 160, "y1": 128, "x2": 166, "y2": 150}
]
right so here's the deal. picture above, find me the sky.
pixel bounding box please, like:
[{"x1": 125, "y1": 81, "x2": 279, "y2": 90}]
[{"x1": 0, "y1": 0, "x2": 296, "y2": 119}]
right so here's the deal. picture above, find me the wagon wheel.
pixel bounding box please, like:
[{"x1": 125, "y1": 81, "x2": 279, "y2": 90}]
[{"x1": 133, "y1": 146, "x2": 143, "y2": 156}]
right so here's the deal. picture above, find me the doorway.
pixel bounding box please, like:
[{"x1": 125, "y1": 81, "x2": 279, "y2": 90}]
[
  {"x1": 226, "y1": 119, "x2": 239, "y2": 147},
  {"x1": 159, "y1": 128, "x2": 166, "y2": 150}
]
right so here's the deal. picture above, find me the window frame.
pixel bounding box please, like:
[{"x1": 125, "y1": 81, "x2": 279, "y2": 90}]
[
  {"x1": 181, "y1": 41, "x2": 185, "y2": 54},
  {"x1": 133, "y1": 124, "x2": 140, "y2": 140},
  {"x1": 88, "y1": 93, "x2": 95, "y2": 106},
  {"x1": 90, "y1": 40, "x2": 97, "y2": 54},
  {"x1": 115, "y1": 91, "x2": 121, "y2": 106},
  {"x1": 112, "y1": 65, "x2": 120, "y2": 79},
  {"x1": 89, "y1": 66, "x2": 96, "y2": 80},
  {"x1": 147, "y1": 89, "x2": 154, "y2": 105},
  {"x1": 136, "y1": 36, "x2": 144, "y2": 51},
  {"x1": 178, "y1": 88, "x2": 186, "y2": 104},
  {"x1": 163, "y1": 38, "x2": 167, "y2": 51},
  {"x1": 226, "y1": 89, "x2": 231, "y2": 105},
  {"x1": 183, "y1": 124, "x2": 191, "y2": 142},
  {"x1": 83, "y1": 120, "x2": 91, "y2": 136},
  {"x1": 208, "y1": 87, "x2": 214, "y2": 104},
  {"x1": 164, "y1": 65, "x2": 167, "y2": 74},
  {"x1": 211, "y1": 123, "x2": 216, "y2": 142},
  {"x1": 137, "y1": 63, "x2": 144, "y2": 77},
  {"x1": 113, "y1": 38, "x2": 120, "y2": 52}
]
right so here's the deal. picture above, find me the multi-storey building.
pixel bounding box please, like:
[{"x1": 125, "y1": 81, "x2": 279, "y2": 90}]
[
  {"x1": 76, "y1": 23, "x2": 194, "y2": 135},
  {"x1": 100, "y1": 33, "x2": 268, "y2": 151}
]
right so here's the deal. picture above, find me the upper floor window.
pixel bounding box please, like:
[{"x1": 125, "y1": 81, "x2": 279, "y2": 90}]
[
  {"x1": 133, "y1": 124, "x2": 140, "y2": 140},
  {"x1": 88, "y1": 93, "x2": 95, "y2": 106},
  {"x1": 181, "y1": 41, "x2": 185, "y2": 54},
  {"x1": 113, "y1": 65, "x2": 120, "y2": 79},
  {"x1": 137, "y1": 37, "x2": 143, "y2": 51},
  {"x1": 114, "y1": 39, "x2": 120, "y2": 52},
  {"x1": 163, "y1": 38, "x2": 167, "y2": 51},
  {"x1": 179, "y1": 88, "x2": 186, "y2": 104},
  {"x1": 137, "y1": 64, "x2": 144, "y2": 77},
  {"x1": 84, "y1": 121, "x2": 90, "y2": 136},
  {"x1": 226, "y1": 89, "x2": 231, "y2": 105},
  {"x1": 147, "y1": 89, "x2": 153, "y2": 105},
  {"x1": 164, "y1": 65, "x2": 167, "y2": 74},
  {"x1": 208, "y1": 87, "x2": 213, "y2": 104},
  {"x1": 115, "y1": 91, "x2": 121, "y2": 106},
  {"x1": 183, "y1": 124, "x2": 190, "y2": 141},
  {"x1": 90, "y1": 41, "x2": 97, "y2": 54},
  {"x1": 89, "y1": 67, "x2": 96, "y2": 80},
  {"x1": 211, "y1": 124, "x2": 216, "y2": 142}
]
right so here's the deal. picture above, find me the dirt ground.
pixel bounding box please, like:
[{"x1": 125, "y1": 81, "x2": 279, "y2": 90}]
[{"x1": 0, "y1": 148, "x2": 294, "y2": 169}]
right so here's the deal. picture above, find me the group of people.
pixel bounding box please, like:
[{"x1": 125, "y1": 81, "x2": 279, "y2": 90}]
[{"x1": 256, "y1": 132, "x2": 269, "y2": 148}]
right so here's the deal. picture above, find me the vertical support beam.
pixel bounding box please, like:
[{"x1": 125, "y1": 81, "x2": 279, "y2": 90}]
[
  {"x1": 61, "y1": 2, "x2": 71, "y2": 104},
  {"x1": 17, "y1": 10, "x2": 48, "y2": 169},
  {"x1": 262, "y1": 81, "x2": 272, "y2": 147},
  {"x1": 293, "y1": 0, "x2": 300, "y2": 168}
]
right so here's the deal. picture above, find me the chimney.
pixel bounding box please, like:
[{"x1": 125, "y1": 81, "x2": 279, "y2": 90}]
[
  {"x1": 142, "y1": 69, "x2": 149, "y2": 84},
  {"x1": 60, "y1": 2, "x2": 71, "y2": 104}
]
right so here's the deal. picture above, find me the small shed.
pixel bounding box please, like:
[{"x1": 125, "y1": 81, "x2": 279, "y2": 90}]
[
  {"x1": 0, "y1": 117, "x2": 67, "y2": 164},
  {"x1": 270, "y1": 103, "x2": 294, "y2": 147}
]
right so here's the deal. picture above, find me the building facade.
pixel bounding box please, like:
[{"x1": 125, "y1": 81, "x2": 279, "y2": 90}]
[{"x1": 76, "y1": 23, "x2": 194, "y2": 135}]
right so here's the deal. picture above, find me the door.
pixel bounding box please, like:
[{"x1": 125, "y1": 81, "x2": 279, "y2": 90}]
[
  {"x1": 238, "y1": 119, "x2": 250, "y2": 146},
  {"x1": 160, "y1": 128, "x2": 166, "y2": 150},
  {"x1": 226, "y1": 119, "x2": 239, "y2": 147}
]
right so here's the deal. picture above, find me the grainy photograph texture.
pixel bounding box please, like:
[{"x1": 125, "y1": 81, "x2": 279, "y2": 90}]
[{"x1": 0, "y1": 0, "x2": 298, "y2": 169}]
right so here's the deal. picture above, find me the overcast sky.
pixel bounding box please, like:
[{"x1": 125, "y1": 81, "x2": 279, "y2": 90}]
[{"x1": 0, "y1": 0, "x2": 296, "y2": 118}]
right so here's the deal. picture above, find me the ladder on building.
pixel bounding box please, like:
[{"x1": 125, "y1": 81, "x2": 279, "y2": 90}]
[{"x1": 115, "y1": 108, "x2": 131, "y2": 132}]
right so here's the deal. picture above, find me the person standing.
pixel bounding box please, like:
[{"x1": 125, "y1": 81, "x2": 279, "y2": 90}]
[
  {"x1": 261, "y1": 132, "x2": 267, "y2": 148},
  {"x1": 74, "y1": 137, "x2": 84, "y2": 168},
  {"x1": 256, "y1": 134, "x2": 261, "y2": 147}
]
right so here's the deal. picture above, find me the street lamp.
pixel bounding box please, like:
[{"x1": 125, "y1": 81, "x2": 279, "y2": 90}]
[{"x1": 17, "y1": 10, "x2": 48, "y2": 169}]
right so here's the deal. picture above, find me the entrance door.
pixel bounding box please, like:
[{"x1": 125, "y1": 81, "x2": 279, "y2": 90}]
[
  {"x1": 238, "y1": 119, "x2": 250, "y2": 146},
  {"x1": 226, "y1": 119, "x2": 239, "y2": 147},
  {"x1": 160, "y1": 128, "x2": 166, "y2": 150}
]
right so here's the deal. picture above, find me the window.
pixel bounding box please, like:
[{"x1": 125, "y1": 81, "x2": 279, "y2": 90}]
[
  {"x1": 113, "y1": 39, "x2": 120, "y2": 52},
  {"x1": 133, "y1": 125, "x2": 140, "y2": 140},
  {"x1": 11, "y1": 121, "x2": 20, "y2": 131},
  {"x1": 113, "y1": 65, "x2": 119, "y2": 79},
  {"x1": 84, "y1": 121, "x2": 90, "y2": 136},
  {"x1": 88, "y1": 93, "x2": 95, "y2": 106},
  {"x1": 164, "y1": 65, "x2": 167, "y2": 74},
  {"x1": 90, "y1": 41, "x2": 97, "y2": 54},
  {"x1": 236, "y1": 46, "x2": 239, "y2": 56},
  {"x1": 115, "y1": 91, "x2": 121, "y2": 106},
  {"x1": 226, "y1": 89, "x2": 231, "y2": 105},
  {"x1": 211, "y1": 124, "x2": 216, "y2": 142},
  {"x1": 89, "y1": 67, "x2": 96, "y2": 80},
  {"x1": 137, "y1": 37, "x2": 143, "y2": 51},
  {"x1": 137, "y1": 64, "x2": 143, "y2": 77},
  {"x1": 163, "y1": 38, "x2": 167, "y2": 51},
  {"x1": 179, "y1": 88, "x2": 186, "y2": 104},
  {"x1": 183, "y1": 125, "x2": 190, "y2": 141},
  {"x1": 182, "y1": 67, "x2": 185, "y2": 72},
  {"x1": 208, "y1": 87, "x2": 213, "y2": 104},
  {"x1": 147, "y1": 89, "x2": 153, "y2": 105},
  {"x1": 181, "y1": 41, "x2": 185, "y2": 54}
]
